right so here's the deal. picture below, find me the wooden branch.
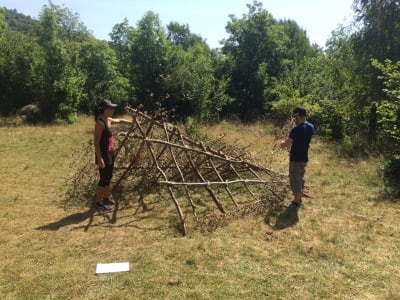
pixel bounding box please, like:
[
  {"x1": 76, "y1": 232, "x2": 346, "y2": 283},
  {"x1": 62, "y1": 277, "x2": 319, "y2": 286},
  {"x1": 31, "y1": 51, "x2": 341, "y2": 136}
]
[
  {"x1": 158, "y1": 179, "x2": 274, "y2": 186},
  {"x1": 135, "y1": 115, "x2": 187, "y2": 235},
  {"x1": 113, "y1": 106, "x2": 289, "y2": 236},
  {"x1": 163, "y1": 123, "x2": 198, "y2": 220},
  {"x1": 176, "y1": 130, "x2": 226, "y2": 214},
  {"x1": 114, "y1": 122, "x2": 136, "y2": 158},
  {"x1": 112, "y1": 116, "x2": 156, "y2": 191},
  {"x1": 200, "y1": 141, "x2": 238, "y2": 208},
  {"x1": 122, "y1": 136, "x2": 249, "y2": 165},
  {"x1": 229, "y1": 164, "x2": 258, "y2": 200}
]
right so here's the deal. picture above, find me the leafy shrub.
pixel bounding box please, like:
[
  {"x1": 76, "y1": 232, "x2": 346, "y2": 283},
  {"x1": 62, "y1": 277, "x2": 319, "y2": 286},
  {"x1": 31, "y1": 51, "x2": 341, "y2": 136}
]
[
  {"x1": 310, "y1": 98, "x2": 344, "y2": 140},
  {"x1": 271, "y1": 97, "x2": 344, "y2": 140},
  {"x1": 24, "y1": 107, "x2": 42, "y2": 124},
  {"x1": 184, "y1": 116, "x2": 201, "y2": 137},
  {"x1": 382, "y1": 154, "x2": 400, "y2": 196}
]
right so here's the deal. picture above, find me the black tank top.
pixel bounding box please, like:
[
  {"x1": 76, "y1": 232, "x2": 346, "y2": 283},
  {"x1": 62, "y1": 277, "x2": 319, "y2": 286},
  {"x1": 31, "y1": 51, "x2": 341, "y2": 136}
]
[
  {"x1": 96, "y1": 118, "x2": 115, "y2": 165},
  {"x1": 99, "y1": 118, "x2": 115, "y2": 153}
]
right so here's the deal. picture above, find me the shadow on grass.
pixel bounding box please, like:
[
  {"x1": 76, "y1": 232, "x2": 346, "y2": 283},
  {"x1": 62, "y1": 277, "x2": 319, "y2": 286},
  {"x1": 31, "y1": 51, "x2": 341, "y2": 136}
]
[
  {"x1": 369, "y1": 189, "x2": 400, "y2": 203},
  {"x1": 35, "y1": 201, "x2": 128, "y2": 232},
  {"x1": 35, "y1": 209, "x2": 95, "y2": 232},
  {"x1": 35, "y1": 200, "x2": 170, "y2": 232},
  {"x1": 264, "y1": 207, "x2": 299, "y2": 230}
]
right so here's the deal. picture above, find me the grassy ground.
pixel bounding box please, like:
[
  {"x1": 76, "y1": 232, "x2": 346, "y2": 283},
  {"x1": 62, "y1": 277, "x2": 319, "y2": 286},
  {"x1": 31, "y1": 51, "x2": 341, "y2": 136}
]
[{"x1": 1, "y1": 116, "x2": 399, "y2": 299}]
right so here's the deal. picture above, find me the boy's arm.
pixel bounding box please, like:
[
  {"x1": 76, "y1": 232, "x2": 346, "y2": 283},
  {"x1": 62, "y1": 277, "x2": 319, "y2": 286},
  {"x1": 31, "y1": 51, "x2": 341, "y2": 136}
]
[{"x1": 280, "y1": 137, "x2": 293, "y2": 149}]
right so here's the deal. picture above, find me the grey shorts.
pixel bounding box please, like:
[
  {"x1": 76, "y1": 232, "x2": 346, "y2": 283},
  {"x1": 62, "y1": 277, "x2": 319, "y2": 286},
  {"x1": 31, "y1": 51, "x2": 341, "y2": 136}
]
[{"x1": 289, "y1": 161, "x2": 307, "y2": 193}]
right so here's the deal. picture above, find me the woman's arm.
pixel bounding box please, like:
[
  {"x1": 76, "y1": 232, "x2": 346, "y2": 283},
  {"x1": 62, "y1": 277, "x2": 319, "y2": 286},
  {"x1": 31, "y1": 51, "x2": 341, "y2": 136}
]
[
  {"x1": 109, "y1": 118, "x2": 134, "y2": 125},
  {"x1": 94, "y1": 121, "x2": 105, "y2": 168}
]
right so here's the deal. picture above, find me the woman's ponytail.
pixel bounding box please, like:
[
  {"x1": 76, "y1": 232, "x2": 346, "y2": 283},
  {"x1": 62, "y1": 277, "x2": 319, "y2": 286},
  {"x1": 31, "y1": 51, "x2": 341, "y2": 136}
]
[{"x1": 94, "y1": 104, "x2": 105, "y2": 121}]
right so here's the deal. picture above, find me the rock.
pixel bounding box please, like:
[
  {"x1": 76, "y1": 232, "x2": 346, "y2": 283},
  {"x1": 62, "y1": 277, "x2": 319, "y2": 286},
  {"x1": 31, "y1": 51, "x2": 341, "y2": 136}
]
[{"x1": 16, "y1": 104, "x2": 39, "y2": 115}]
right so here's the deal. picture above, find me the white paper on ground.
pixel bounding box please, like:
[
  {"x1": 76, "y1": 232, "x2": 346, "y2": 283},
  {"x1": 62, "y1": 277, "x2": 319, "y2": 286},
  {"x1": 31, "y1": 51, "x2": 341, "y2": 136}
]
[{"x1": 95, "y1": 262, "x2": 130, "y2": 274}]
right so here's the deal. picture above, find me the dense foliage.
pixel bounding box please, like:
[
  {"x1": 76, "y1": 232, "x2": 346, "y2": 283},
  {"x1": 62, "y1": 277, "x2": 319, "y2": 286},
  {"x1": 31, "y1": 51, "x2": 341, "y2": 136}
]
[
  {"x1": 1, "y1": 1, "x2": 400, "y2": 191},
  {"x1": 372, "y1": 59, "x2": 400, "y2": 195}
]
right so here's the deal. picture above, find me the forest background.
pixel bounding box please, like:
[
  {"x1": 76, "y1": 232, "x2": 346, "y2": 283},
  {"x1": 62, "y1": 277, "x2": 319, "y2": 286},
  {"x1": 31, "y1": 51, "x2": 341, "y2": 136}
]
[{"x1": 0, "y1": 0, "x2": 399, "y2": 194}]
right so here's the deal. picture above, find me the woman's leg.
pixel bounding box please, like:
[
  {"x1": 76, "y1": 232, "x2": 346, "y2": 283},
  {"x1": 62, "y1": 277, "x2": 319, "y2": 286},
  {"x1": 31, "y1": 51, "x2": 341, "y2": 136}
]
[
  {"x1": 103, "y1": 185, "x2": 111, "y2": 199},
  {"x1": 96, "y1": 185, "x2": 107, "y2": 203},
  {"x1": 97, "y1": 164, "x2": 112, "y2": 204}
]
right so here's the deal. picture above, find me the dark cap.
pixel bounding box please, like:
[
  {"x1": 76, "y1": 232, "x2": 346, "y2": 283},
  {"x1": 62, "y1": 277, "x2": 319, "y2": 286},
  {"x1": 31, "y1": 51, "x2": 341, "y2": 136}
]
[
  {"x1": 98, "y1": 99, "x2": 117, "y2": 110},
  {"x1": 292, "y1": 106, "x2": 307, "y2": 117}
]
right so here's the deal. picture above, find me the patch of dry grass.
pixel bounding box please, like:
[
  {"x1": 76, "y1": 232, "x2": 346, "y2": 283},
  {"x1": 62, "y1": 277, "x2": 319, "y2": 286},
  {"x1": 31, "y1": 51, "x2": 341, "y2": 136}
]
[{"x1": 1, "y1": 115, "x2": 399, "y2": 299}]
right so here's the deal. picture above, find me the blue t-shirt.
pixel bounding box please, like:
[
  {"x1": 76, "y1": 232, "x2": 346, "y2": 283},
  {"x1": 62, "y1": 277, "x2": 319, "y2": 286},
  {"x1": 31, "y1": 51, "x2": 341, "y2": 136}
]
[{"x1": 289, "y1": 122, "x2": 314, "y2": 162}]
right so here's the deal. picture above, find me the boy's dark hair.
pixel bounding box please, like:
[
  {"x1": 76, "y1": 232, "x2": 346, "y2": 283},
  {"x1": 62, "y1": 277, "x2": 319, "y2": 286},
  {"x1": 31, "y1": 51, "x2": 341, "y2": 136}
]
[{"x1": 293, "y1": 106, "x2": 307, "y2": 116}]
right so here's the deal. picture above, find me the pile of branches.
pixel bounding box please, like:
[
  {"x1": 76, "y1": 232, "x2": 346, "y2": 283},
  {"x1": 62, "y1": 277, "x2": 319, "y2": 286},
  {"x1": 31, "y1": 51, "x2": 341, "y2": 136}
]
[{"x1": 66, "y1": 107, "x2": 290, "y2": 235}]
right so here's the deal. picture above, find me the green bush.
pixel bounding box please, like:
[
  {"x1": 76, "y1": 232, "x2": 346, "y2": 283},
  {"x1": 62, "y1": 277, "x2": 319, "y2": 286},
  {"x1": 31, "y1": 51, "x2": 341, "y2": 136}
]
[
  {"x1": 25, "y1": 107, "x2": 42, "y2": 124},
  {"x1": 382, "y1": 154, "x2": 400, "y2": 196},
  {"x1": 271, "y1": 97, "x2": 344, "y2": 140}
]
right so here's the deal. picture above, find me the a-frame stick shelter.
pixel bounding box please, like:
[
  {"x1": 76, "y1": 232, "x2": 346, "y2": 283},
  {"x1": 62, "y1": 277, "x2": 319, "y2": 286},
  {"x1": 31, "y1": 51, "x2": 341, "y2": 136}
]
[{"x1": 111, "y1": 107, "x2": 287, "y2": 235}]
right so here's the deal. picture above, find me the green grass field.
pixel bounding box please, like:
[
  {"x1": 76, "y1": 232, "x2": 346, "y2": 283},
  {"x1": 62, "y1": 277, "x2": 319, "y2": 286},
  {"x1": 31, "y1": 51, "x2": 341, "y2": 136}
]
[{"x1": 1, "y1": 116, "x2": 399, "y2": 299}]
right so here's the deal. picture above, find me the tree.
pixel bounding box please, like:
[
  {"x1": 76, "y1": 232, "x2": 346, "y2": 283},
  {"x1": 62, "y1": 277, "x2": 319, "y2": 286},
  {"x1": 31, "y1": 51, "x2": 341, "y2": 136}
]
[
  {"x1": 35, "y1": 4, "x2": 84, "y2": 122},
  {"x1": 0, "y1": 7, "x2": 6, "y2": 33},
  {"x1": 166, "y1": 22, "x2": 206, "y2": 50},
  {"x1": 128, "y1": 11, "x2": 169, "y2": 110},
  {"x1": 222, "y1": 1, "x2": 312, "y2": 120},
  {"x1": 51, "y1": 3, "x2": 91, "y2": 42},
  {"x1": 279, "y1": 19, "x2": 314, "y2": 64},
  {"x1": 371, "y1": 59, "x2": 400, "y2": 194},
  {"x1": 371, "y1": 59, "x2": 400, "y2": 150},
  {"x1": 79, "y1": 38, "x2": 130, "y2": 113},
  {"x1": 209, "y1": 50, "x2": 234, "y2": 121},
  {"x1": 161, "y1": 21, "x2": 234, "y2": 122},
  {"x1": 351, "y1": 0, "x2": 400, "y2": 140},
  {"x1": 3, "y1": 7, "x2": 36, "y2": 32},
  {"x1": 0, "y1": 7, "x2": 41, "y2": 116},
  {"x1": 353, "y1": 0, "x2": 400, "y2": 63},
  {"x1": 0, "y1": 30, "x2": 38, "y2": 115},
  {"x1": 161, "y1": 43, "x2": 216, "y2": 121},
  {"x1": 109, "y1": 18, "x2": 133, "y2": 76},
  {"x1": 271, "y1": 26, "x2": 361, "y2": 140}
]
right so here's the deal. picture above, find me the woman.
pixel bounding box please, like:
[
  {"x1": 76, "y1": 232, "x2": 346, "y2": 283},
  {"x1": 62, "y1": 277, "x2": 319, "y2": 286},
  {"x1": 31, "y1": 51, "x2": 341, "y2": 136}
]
[{"x1": 94, "y1": 99, "x2": 133, "y2": 210}]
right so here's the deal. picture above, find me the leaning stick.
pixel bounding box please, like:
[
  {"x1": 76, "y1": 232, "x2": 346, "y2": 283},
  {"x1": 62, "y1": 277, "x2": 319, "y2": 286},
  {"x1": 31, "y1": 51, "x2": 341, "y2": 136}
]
[
  {"x1": 163, "y1": 123, "x2": 198, "y2": 220},
  {"x1": 135, "y1": 115, "x2": 187, "y2": 235},
  {"x1": 176, "y1": 130, "x2": 226, "y2": 214},
  {"x1": 200, "y1": 141, "x2": 239, "y2": 208},
  {"x1": 158, "y1": 179, "x2": 275, "y2": 186}
]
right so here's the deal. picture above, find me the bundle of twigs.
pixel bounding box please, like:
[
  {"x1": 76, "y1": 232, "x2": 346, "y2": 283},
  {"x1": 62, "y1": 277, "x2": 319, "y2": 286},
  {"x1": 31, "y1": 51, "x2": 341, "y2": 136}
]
[{"x1": 66, "y1": 107, "x2": 290, "y2": 235}]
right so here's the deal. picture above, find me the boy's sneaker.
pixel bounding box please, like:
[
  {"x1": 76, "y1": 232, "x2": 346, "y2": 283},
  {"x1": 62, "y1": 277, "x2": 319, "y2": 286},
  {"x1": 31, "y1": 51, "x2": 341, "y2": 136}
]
[
  {"x1": 94, "y1": 202, "x2": 112, "y2": 211},
  {"x1": 102, "y1": 198, "x2": 116, "y2": 206},
  {"x1": 286, "y1": 200, "x2": 302, "y2": 208}
]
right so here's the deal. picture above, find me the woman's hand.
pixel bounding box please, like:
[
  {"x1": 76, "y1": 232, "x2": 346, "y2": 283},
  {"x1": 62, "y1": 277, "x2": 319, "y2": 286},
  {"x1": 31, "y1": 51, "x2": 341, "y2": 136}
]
[{"x1": 98, "y1": 158, "x2": 105, "y2": 169}]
